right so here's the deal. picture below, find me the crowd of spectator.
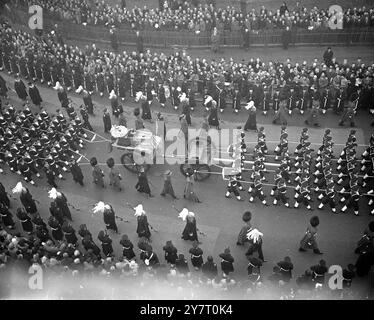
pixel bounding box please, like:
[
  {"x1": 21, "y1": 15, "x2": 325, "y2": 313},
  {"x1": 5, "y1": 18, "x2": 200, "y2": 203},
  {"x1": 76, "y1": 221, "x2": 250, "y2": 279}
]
[
  {"x1": 17, "y1": 0, "x2": 374, "y2": 33},
  {"x1": 1, "y1": 18, "x2": 374, "y2": 118},
  {"x1": 1, "y1": 211, "x2": 372, "y2": 300}
]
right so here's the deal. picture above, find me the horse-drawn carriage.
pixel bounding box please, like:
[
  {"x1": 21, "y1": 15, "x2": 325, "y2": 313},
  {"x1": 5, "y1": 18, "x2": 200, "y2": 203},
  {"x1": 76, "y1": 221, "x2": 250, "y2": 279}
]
[{"x1": 107, "y1": 125, "x2": 212, "y2": 181}]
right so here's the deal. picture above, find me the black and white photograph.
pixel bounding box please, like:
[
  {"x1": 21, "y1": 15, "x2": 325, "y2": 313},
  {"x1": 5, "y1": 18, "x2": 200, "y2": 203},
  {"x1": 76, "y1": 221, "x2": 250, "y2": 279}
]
[{"x1": 0, "y1": 0, "x2": 374, "y2": 307}]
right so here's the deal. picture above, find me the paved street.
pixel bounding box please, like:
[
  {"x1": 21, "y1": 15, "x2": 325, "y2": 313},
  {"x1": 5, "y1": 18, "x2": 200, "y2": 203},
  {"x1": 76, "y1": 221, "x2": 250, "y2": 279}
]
[{"x1": 1, "y1": 68, "x2": 373, "y2": 292}]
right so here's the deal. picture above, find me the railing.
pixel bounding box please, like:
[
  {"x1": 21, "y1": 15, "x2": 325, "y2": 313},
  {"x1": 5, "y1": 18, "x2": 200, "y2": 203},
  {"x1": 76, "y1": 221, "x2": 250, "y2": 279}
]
[{"x1": 8, "y1": 9, "x2": 374, "y2": 48}]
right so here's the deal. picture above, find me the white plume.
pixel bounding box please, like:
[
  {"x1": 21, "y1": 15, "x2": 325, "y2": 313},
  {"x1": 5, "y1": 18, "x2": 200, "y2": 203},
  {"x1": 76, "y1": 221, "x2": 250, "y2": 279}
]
[
  {"x1": 246, "y1": 228, "x2": 263, "y2": 243},
  {"x1": 134, "y1": 204, "x2": 145, "y2": 217},
  {"x1": 92, "y1": 201, "x2": 106, "y2": 214},
  {"x1": 48, "y1": 188, "x2": 61, "y2": 199},
  {"x1": 12, "y1": 182, "x2": 24, "y2": 194},
  {"x1": 178, "y1": 208, "x2": 190, "y2": 221},
  {"x1": 53, "y1": 81, "x2": 63, "y2": 90},
  {"x1": 75, "y1": 85, "x2": 84, "y2": 94}
]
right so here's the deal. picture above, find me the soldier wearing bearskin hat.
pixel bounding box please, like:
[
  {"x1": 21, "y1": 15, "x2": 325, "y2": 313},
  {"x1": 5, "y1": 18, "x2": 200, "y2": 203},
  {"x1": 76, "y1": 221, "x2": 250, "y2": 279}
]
[
  {"x1": 106, "y1": 157, "x2": 122, "y2": 191},
  {"x1": 299, "y1": 215, "x2": 323, "y2": 254},
  {"x1": 90, "y1": 157, "x2": 105, "y2": 188}
]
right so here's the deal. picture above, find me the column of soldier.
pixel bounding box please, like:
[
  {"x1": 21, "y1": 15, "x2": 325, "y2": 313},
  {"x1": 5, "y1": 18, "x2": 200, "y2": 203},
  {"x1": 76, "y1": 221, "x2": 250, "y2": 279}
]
[
  {"x1": 225, "y1": 127, "x2": 374, "y2": 216},
  {"x1": 0, "y1": 102, "x2": 88, "y2": 186}
]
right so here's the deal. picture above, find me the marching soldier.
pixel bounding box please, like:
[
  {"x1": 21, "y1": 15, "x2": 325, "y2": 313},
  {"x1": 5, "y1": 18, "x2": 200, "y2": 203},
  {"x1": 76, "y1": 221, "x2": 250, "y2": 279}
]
[
  {"x1": 257, "y1": 127, "x2": 268, "y2": 154},
  {"x1": 299, "y1": 215, "x2": 323, "y2": 254},
  {"x1": 294, "y1": 174, "x2": 313, "y2": 210},
  {"x1": 107, "y1": 157, "x2": 122, "y2": 191},
  {"x1": 341, "y1": 184, "x2": 360, "y2": 216},
  {"x1": 274, "y1": 127, "x2": 288, "y2": 161},
  {"x1": 248, "y1": 173, "x2": 269, "y2": 206},
  {"x1": 273, "y1": 177, "x2": 290, "y2": 208},
  {"x1": 225, "y1": 175, "x2": 243, "y2": 201},
  {"x1": 318, "y1": 180, "x2": 337, "y2": 213},
  {"x1": 270, "y1": 168, "x2": 282, "y2": 197},
  {"x1": 90, "y1": 157, "x2": 105, "y2": 188}
]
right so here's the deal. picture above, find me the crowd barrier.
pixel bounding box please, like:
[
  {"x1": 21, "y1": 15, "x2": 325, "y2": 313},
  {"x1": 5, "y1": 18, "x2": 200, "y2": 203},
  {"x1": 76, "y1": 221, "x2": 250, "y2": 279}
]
[{"x1": 9, "y1": 9, "x2": 374, "y2": 48}]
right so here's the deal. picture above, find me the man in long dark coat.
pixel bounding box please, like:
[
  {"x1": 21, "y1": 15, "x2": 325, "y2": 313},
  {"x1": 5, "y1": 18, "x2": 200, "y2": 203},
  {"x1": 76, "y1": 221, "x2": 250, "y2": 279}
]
[
  {"x1": 54, "y1": 192, "x2": 72, "y2": 221},
  {"x1": 83, "y1": 90, "x2": 94, "y2": 115},
  {"x1": 141, "y1": 97, "x2": 152, "y2": 121},
  {"x1": 135, "y1": 167, "x2": 153, "y2": 197},
  {"x1": 19, "y1": 187, "x2": 38, "y2": 214},
  {"x1": 0, "y1": 74, "x2": 8, "y2": 98},
  {"x1": 28, "y1": 82, "x2": 42, "y2": 107},
  {"x1": 70, "y1": 159, "x2": 84, "y2": 186},
  {"x1": 14, "y1": 76, "x2": 28, "y2": 100},
  {"x1": 103, "y1": 108, "x2": 112, "y2": 133},
  {"x1": 103, "y1": 205, "x2": 118, "y2": 233},
  {"x1": 0, "y1": 182, "x2": 10, "y2": 207},
  {"x1": 160, "y1": 170, "x2": 177, "y2": 199}
]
